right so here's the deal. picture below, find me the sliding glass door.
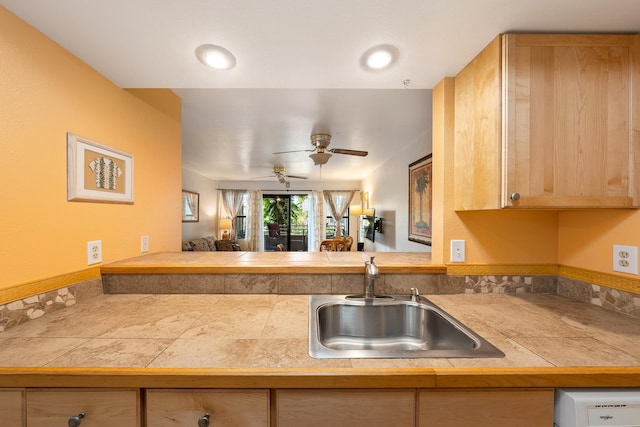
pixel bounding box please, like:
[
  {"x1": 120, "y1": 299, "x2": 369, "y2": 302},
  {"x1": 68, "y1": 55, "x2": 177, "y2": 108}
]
[{"x1": 263, "y1": 194, "x2": 309, "y2": 251}]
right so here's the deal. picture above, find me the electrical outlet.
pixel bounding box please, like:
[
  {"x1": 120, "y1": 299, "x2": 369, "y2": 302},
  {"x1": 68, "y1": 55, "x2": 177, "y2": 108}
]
[
  {"x1": 87, "y1": 240, "x2": 102, "y2": 265},
  {"x1": 450, "y1": 240, "x2": 466, "y2": 263},
  {"x1": 613, "y1": 244, "x2": 638, "y2": 275},
  {"x1": 141, "y1": 235, "x2": 150, "y2": 253}
]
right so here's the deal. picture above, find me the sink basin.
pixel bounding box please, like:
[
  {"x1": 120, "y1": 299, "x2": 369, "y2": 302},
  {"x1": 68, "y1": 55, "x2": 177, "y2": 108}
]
[{"x1": 309, "y1": 295, "x2": 504, "y2": 359}]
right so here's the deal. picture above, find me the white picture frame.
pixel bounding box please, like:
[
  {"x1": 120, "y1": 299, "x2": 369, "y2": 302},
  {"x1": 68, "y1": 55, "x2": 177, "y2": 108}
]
[{"x1": 67, "y1": 132, "x2": 134, "y2": 203}]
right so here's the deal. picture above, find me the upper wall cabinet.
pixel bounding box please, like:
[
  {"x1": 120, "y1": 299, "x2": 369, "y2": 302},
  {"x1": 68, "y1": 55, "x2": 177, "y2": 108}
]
[{"x1": 454, "y1": 34, "x2": 640, "y2": 210}]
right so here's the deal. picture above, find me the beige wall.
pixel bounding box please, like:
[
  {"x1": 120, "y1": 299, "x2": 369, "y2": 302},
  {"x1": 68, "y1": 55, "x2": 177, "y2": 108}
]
[
  {"x1": 360, "y1": 126, "x2": 433, "y2": 253},
  {"x1": 0, "y1": 6, "x2": 182, "y2": 291},
  {"x1": 181, "y1": 169, "x2": 218, "y2": 242}
]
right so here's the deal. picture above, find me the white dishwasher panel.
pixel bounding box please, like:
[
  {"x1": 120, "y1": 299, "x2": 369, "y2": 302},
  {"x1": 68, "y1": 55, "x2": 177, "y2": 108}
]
[{"x1": 555, "y1": 388, "x2": 640, "y2": 427}]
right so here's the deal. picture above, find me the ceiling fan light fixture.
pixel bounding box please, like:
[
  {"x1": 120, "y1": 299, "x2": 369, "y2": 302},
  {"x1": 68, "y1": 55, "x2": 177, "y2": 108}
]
[
  {"x1": 195, "y1": 44, "x2": 237, "y2": 70},
  {"x1": 309, "y1": 152, "x2": 332, "y2": 165},
  {"x1": 361, "y1": 44, "x2": 399, "y2": 72}
]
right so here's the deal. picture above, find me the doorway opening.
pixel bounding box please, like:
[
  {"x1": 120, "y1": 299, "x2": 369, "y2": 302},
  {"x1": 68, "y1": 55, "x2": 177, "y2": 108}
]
[{"x1": 263, "y1": 194, "x2": 309, "y2": 251}]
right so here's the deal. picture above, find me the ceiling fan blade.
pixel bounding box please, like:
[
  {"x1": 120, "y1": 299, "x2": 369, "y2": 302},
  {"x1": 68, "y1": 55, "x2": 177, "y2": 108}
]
[
  {"x1": 285, "y1": 175, "x2": 308, "y2": 180},
  {"x1": 273, "y1": 149, "x2": 314, "y2": 154},
  {"x1": 330, "y1": 148, "x2": 368, "y2": 157},
  {"x1": 252, "y1": 175, "x2": 275, "y2": 179}
]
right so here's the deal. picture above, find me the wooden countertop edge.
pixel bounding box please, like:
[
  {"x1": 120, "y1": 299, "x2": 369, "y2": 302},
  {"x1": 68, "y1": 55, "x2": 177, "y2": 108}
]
[
  {"x1": 433, "y1": 367, "x2": 640, "y2": 388},
  {"x1": 100, "y1": 265, "x2": 447, "y2": 275},
  {"x1": 1, "y1": 367, "x2": 639, "y2": 389}
]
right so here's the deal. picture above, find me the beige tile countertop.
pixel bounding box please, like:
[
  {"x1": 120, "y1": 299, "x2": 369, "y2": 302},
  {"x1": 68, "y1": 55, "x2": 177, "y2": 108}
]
[
  {"x1": 2, "y1": 251, "x2": 639, "y2": 389},
  {"x1": 0, "y1": 292, "x2": 639, "y2": 372},
  {"x1": 101, "y1": 251, "x2": 446, "y2": 274}
]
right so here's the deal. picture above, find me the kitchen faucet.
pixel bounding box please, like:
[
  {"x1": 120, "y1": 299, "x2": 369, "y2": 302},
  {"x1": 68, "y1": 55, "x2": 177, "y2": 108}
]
[{"x1": 364, "y1": 256, "x2": 379, "y2": 300}]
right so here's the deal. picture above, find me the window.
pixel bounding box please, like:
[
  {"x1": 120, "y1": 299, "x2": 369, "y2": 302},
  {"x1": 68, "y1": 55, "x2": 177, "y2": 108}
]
[
  {"x1": 263, "y1": 194, "x2": 309, "y2": 251},
  {"x1": 233, "y1": 199, "x2": 248, "y2": 239},
  {"x1": 325, "y1": 210, "x2": 349, "y2": 239}
]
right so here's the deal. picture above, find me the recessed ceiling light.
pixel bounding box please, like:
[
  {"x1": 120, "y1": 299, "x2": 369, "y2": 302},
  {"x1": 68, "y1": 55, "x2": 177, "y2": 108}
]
[
  {"x1": 361, "y1": 44, "x2": 399, "y2": 72},
  {"x1": 195, "y1": 44, "x2": 237, "y2": 71}
]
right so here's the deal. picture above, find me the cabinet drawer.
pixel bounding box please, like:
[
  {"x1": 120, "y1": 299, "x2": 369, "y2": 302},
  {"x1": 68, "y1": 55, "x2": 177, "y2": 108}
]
[
  {"x1": 0, "y1": 388, "x2": 25, "y2": 426},
  {"x1": 26, "y1": 388, "x2": 140, "y2": 427},
  {"x1": 146, "y1": 389, "x2": 269, "y2": 427},
  {"x1": 417, "y1": 388, "x2": 553, "y2": 427},
  {"x1": 276, "y1": 389, "x2": 415, "y2": 427}
]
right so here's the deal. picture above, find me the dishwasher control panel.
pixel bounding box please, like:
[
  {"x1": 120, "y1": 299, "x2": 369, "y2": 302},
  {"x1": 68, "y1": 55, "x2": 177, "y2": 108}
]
[{"x1": 555, "y1": 388, "x2": 640, "y2": 427}]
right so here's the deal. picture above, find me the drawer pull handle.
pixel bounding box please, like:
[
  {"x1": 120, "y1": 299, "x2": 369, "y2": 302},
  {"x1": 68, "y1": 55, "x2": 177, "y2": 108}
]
[
  {"x1": 198, "y1": 412, "x2": 210, "y2": 427},
  {"x1": 68, "y1": 412, "x2": 85, "y2": 427},
  {"x1": 510, "y1": 192, "x2": 521, "y2": 201}
]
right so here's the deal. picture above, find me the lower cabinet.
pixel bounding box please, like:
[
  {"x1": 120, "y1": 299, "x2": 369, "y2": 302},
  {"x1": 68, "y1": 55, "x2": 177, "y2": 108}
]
[
  {"x1": 1, "y1": 386, "x2": 554, "y2": 426},
  {"x1": 26, "y1": 388, "x2": 140, "y2": 427},
  {"x1": 417, "y1": 388, "x2": 554, "y2": 427},
  {"x1": 276, "y1": 389, "x2": 415, "y2": 427},
  {"x1": 145, "y1": 389, "x2": 269, "y2": 427},
  {"x1": 0, "y1": 388, "x2": 25, "y2": 426}
]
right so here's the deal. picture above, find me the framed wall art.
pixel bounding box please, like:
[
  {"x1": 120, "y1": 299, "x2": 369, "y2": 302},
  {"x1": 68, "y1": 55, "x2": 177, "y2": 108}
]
[
  {"x1": 67, "y1": 132, "x2": 134, "y2": 203},
  {"x1": 408, "y1": 154, "x2": 432, "y2": 246},
  {"x1": 182, "y1": 190, "x2": 200, "y2": 222}
]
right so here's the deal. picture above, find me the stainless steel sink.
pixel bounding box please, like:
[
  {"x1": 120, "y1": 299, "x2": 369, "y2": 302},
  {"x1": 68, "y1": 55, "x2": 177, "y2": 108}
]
[{"x1": 309, "y1": 294, "x2": 505, "y2": 359}]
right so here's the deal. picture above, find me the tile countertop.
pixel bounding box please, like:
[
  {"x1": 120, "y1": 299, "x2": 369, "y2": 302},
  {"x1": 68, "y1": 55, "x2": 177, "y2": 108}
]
[
  {"x1": 1, "y1": 292, "x2": 639, "y2": 380},
  {"x1": 100, "y1": 251, "x2": 447, "y2": 274}
]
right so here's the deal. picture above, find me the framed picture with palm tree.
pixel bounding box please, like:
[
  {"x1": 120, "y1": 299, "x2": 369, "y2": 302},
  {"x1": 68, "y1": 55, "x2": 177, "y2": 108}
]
[{"x1": 408, "y1": 154, "x2": 432, "y2": 246}]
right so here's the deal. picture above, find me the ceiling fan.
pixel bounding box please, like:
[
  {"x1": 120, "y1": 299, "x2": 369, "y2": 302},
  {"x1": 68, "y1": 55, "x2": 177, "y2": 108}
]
[
  {"x1": 253, "y1": 166, "x2": 308, "y2": 185},
  {"x1": 274, "y1": 133, "x2": 369, "y2": 165}
]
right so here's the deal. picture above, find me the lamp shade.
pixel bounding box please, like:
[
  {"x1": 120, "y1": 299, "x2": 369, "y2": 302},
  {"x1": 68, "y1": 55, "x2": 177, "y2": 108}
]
[
  {"x1": 219, "y1": 218, "x2": 232, "y2": 229},
  {"x1": 350, "y1": 205, "x2": 363, "y2": 216},
  {"x1": 309, "y1": 152, "x2": 332, "y2": 165}
]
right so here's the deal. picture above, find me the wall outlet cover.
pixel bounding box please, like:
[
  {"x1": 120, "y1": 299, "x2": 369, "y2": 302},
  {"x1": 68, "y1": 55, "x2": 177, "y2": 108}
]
[
  {"x1": 613, "y1": 244, "x2": 638, "y2": 275},
  {"x1": 87, "y1": 240, "x2": 102, "y2": 265},
  {"x1": 141, "y1": 235, "x2": 150, "y2": 253}
]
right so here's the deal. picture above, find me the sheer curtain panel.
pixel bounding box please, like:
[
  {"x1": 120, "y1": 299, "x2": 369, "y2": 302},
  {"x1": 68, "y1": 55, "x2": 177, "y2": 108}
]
[
  {"x1": 221, "y1": 189, "x2": 247, "y2": 240},
  {"x1": 323, "y1": 190, "x2": 357, "y2": 238}
]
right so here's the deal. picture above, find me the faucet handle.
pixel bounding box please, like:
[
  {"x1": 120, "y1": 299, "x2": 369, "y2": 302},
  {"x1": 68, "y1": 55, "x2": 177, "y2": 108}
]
[{"x1": 410, "y1": 288, "x2": 420, "y2": 302}]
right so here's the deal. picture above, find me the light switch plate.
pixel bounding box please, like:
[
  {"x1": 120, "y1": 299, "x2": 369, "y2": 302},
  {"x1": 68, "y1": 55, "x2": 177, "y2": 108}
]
[
  {"x1": 450, "y1": 240, "x2": 466, "y2": 263},
  {"x1": 141, "y1": 235, "x2": 149, "y2": 253},
  {"x1": 613, "y1": 244, "x2": 638, "y2": 275}
]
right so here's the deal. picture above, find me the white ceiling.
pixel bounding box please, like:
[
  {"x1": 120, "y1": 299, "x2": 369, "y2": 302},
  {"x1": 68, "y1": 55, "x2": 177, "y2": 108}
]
[{"x1": 3, "y1": 0, "x2": 640, "y2": 182}]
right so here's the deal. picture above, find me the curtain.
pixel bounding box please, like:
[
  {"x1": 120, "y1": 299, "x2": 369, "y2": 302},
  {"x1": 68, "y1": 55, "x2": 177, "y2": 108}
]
[
  {"x1": 310, "y1": 190, "x2": 325, "y2": 251},
  {"x1": 246, "y1": 190, "x2": 263, "y2": 251},
  {"x1": 221, "y1": 189, "x2": 247, "y2": 240},
  {"x1": 323, "y1": 190, "x2": 357, "y2": 238}
]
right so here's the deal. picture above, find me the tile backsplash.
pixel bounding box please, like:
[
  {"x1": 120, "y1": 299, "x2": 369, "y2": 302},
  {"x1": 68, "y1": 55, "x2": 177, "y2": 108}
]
[{"x1": 0, "y1": 277, "x2": 103, "y2": 331}]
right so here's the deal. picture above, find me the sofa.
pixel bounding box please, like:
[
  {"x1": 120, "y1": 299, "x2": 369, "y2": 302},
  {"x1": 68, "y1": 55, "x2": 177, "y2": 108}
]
[{"x1": 182, "y1": 236, "x2": 240, "y2": 251}]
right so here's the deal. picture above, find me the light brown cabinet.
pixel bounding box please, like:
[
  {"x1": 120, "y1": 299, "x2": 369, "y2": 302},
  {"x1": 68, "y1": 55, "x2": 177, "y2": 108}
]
[
  {"x1": 276, "y1": 389, "x2": 415, "y2": 427},
  {"x1": 417, "y1": 389, "x2": 554, "y2": 427},
  {"x1": 26, "y1": 388, "x2": 140, "y2": 427},
  {"x1": 146, "y1": 389, "x2": 269, "y2": 427},
  {"x1": 0, "y1": 388, "x2": 24, "y2": 426},
  {"x1": 454, "y1": 33, "x2": 640, "y2": 210}
]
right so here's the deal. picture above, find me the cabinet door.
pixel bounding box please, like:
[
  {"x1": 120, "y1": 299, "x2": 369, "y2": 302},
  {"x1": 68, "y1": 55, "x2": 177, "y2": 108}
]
[
  {"x1": 0, "y1": 389, "x2": 25, "y2": 426},
  {"x1": 26, "y1": 388, "x2": 140, "y2": 427},
  {"x1": 454, "y1": 35, "x2": 503, "y2": 210},
  {"x1": 276, "y1": 389, "x2": 415, "y2": 427},
  {"x1": 417, "y1": 389, "x2": 553, "y2": 427},
  {"x1": 503, "y1": 34, "x2": 639, "y2": 208},
  {"x1": 146, "y1": 389, "x2": 269, "y2": 427}
]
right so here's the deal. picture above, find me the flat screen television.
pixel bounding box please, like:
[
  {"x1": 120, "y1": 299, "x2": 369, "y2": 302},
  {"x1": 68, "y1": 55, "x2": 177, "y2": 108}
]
[{"x1": 363, "y1": 209, "x2": 375, "y2": 242}]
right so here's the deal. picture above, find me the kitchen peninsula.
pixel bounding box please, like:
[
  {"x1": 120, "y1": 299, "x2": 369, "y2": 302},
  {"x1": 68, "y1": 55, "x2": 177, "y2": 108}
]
[{"x1": 1, "y1": 251, "x2": 639, "y2": 426}]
